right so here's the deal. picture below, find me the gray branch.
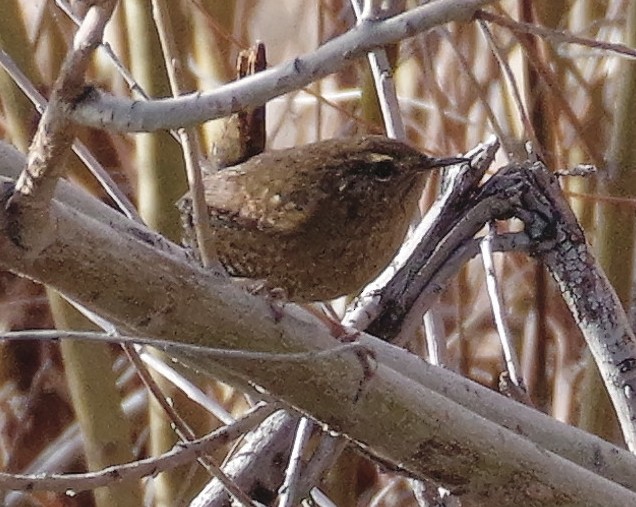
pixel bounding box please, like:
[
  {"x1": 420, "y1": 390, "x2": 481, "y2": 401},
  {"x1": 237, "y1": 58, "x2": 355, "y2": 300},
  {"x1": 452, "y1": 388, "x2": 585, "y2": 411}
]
[
  {"x1": 1, "y1": 142, "x2": 636, "y2": 506},
  {"x1": 68, "y1": 0, "x2": 497, "y2": 132}
]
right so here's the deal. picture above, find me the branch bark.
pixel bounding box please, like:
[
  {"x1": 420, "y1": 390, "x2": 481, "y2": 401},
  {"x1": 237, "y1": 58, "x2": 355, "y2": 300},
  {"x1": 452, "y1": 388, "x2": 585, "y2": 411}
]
[
  {"x1": 67, "y1": 0, "x2": 497, "y2": 132},
  {"x1": 0, "y1": 142, "x2": 635, "y2": 506}
]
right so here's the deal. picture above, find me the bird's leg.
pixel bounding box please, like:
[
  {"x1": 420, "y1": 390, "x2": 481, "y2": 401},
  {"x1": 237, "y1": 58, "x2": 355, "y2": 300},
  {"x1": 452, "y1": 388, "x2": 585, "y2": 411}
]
[{"x1": 231, "y1": 277, "x2": 288, "y2": 322}]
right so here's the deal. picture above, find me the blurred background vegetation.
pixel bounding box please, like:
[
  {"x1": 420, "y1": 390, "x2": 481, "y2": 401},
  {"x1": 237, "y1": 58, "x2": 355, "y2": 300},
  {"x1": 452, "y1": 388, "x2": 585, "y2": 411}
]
[{"x1": 0, "y1": 0, "x2": 634, "y2": 505}]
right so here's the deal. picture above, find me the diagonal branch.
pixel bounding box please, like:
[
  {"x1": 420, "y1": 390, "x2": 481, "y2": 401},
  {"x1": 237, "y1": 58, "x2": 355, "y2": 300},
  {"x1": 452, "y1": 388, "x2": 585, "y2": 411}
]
[
  {"x1": 6, "y1": 1, "x2": 117, "y2": 250},
  {"x1": 68, "y1": 0, "x2": 498, "y2": 132},
  {"x1": 503, "y1": 163, "x2": 636, "y2": 451},
  {"x1": 1, "y1": 140, "x2": 636, "y2": 505}
]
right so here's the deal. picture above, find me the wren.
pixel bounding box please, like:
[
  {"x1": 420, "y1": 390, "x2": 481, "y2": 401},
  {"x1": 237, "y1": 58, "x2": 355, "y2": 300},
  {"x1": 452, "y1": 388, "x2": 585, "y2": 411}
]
[{"x1": 178, "y1": 135, "x2": 464, "y2": 302}]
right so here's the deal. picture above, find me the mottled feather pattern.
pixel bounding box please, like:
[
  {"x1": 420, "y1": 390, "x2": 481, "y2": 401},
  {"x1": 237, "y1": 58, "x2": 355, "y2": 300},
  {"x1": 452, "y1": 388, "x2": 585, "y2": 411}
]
[{"x1": 178, "y1": 135, "x2": 463, "y2": 301}]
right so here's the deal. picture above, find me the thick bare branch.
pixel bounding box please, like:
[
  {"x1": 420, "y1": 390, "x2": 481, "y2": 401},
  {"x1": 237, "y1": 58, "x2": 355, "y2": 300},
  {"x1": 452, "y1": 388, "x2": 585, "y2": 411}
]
[
  {"x1": 6, "y1": 1, "x2": 117, "y2": 250},
  {"x1": 0, "y1": 142, "x2": 635, "y2": 505},
  {"x1": 68, "y1": 0, "x2": 497, "y2": 132}
]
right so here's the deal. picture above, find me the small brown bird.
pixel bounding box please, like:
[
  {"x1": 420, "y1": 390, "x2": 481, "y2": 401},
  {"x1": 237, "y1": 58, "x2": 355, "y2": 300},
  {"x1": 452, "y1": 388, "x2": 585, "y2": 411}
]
[{"x1": 179, "y1": 135, "x2": 464, "y2": 302}]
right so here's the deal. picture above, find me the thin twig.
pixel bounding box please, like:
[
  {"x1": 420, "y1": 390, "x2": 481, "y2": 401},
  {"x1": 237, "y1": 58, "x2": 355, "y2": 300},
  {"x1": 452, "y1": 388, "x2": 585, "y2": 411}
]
[
  {"x1": 480, "y1": 222, "x2": 525, "y2": 388},
  {"x1": 277, "y1": 417, "x2": 315, "y2": 507},
  {"x1": 150, "y1": 0, "x2": 221, "y2": 270},
  {"x1": 351, "y1": 0, "x2": 407, "y2": 140},
  {"x1": 478, "y1": 20, "x2": 540, "y2": 159},
  {"x1": 138, "y1": 351, "x2": 235, "y2": 425},
  {"x1": 0, "y1": 329, "x2": 369, "y2": 364},
  {"x1": 54, "y1": 0, "x2": 151, "y2": 99},
  {"x1": 476, "y1": 9, "x2": 636, "y2": 60},
  {"x1": 0, "y1": 403, "x2": 274, "y2": 493},
  {"x1": 123, "y1": 344, "x2": 257, "y2": 507},
  {"x1": 0, "y1": 48, "x2": 140, "y2": 221}
]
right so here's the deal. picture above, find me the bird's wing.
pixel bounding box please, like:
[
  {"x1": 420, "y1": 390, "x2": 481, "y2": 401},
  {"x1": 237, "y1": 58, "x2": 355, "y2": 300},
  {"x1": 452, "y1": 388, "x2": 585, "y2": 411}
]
[{"x1": 202, "y1": 163, "x2": 323, "y2": 235}]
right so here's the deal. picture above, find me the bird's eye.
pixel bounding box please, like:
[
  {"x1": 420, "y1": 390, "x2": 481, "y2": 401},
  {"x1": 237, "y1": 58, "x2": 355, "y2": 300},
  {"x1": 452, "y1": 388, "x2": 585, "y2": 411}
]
[{"x1": 373, "y1": 161, "x2": 394, "y2": 181}]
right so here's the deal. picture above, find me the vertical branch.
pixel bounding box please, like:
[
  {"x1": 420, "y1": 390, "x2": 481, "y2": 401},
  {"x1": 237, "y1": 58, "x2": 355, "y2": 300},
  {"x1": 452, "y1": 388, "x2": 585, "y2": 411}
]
[
  {"x1": 151, "y1": 0, "x2": 219, "y2": 269},
  {"x1": 353, "y1": 0, "x2": 407, "y2": 139}
]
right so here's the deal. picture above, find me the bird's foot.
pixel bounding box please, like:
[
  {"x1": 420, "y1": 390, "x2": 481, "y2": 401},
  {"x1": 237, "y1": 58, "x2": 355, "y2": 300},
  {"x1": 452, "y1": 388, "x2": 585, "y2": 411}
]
[
  {"x1": 302, "y1": 303, "x2": 376, "y2": 401},
  {"x1": 233, "y1": 277, "x2": 288, "y2": 322}
]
